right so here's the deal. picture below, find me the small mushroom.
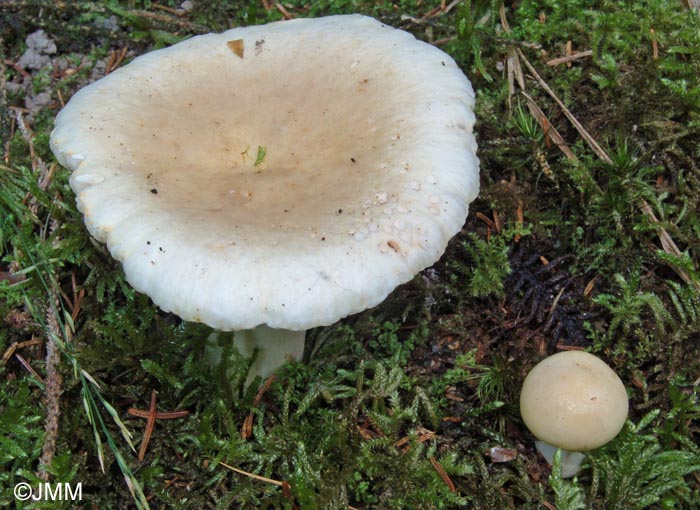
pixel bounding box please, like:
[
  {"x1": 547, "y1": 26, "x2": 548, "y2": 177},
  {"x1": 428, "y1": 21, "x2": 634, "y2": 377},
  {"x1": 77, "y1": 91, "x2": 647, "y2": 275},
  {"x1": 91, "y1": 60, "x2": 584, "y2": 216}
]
[
  {"x1": 50, "y1": 15, "x2": 479, "y2": 384},
  {"x1": 519, "y1": 351, "x2": 628, "y2": 478}
]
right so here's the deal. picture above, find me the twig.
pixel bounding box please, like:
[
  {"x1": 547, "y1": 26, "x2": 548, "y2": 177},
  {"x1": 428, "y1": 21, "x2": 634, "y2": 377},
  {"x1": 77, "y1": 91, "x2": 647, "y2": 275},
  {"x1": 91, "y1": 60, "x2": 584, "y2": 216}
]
[
  {"x1": 492, "y1": 210, "x2": 502, "y2": 234},
  {"x1": 127, "y1": 397, "x2": 189, "y2": 459},
  {"x1": 128, "y1": 9, "x2": 206, "y2": 31},
  {"x1": 421, "y1": 0, "x2": 463, "y2": 19},
  {"x1": 583, "y1": 276, "x2": 597, "y2": 297},
  {"x1": 517, "y1": 49, "x2": 697, "y2": 288},
  {"x1": 546, "y1": 50, "x2": 593, "y2": 67},
  {"x1": 636, "y1": 201, "x2": 698, "y2": 288},
  {"x1": 275, "y1": 3, "x2": 294, "y2": 19},
  {"x1": 13, "y1": 109, "x2": 52, "y2": 188},
  {"x1": 430, "y1": 36, "x2": 457, "y2": 46},
  {"x1": 220, "y1": 461, "x2": 284, "y2": 486},
  {"x1": 241, "y1": 374, "x2": 275, "y2": 439},
  {"x1": 500, "y1": 4, "x2": 525, "y2": 112},
  {"x1": 58, "y1": 272, "x2": 85, "y2": 322},
  {"x1": 516, "y1": 48, "x2": 612, "y2": 164},
  {"x1": 151, "y1": 3, "x2": 186, "y2": 16},
  {"x1": 555, "y1": 344, "x2": 585, "y2": 351},
  {"x1": 544, "y1": 287, "x2": 566, "y2": 331},
  {"x1": 220, "y1": 461, "x2": 360, "y2": 509},
  {"x1": 506, "y1": 48, "x2": 525, "y2": 109},
  {"x1": 38, "y1": 294, "x2": 64, "y2": 481},
  {"x1": 1, "y1": 338, "x2": 42, "y2": 363},
  {"x1": 127, "y1": 409, "x2": 190, "y2": 419},
  {"x1": 429, "y1": 456, "x2": 456, "y2": 492},
  {"x1": 15, "y1": 353, "x2": 44, "y2": 383},
  {"x1": 2, "y1": 58, "x2": 31, "y2": 79},
  {"x1": 394, "y1": 427, "x2": 435, "y2": 453},
  {"x1": 649, "y1": 28, "x2": 659, "y2": 60},
  {"x1": 443, "y1": 0, "x2": 463, "y2": 15},
  {"x1": 499, "y1": 2, "x2": 511, "y2": 32},
  {"x1": 475, "y1": 212, "x2": 496, "y2": 230},
  {"x1": 521, "y1": 91, "x2": 577, "y2": 161},
  {"x1": 105, "y1": 47, "x2": 128, "y2": 75},
  {"x1": 38, "y1": 162, "x2": 57, "y2": 191},
  {"x1": 1, "y1": 59, "x2": 11, "y2": 164},
  {"x1": 422, "y1": 6, "x2": 442, "y2": 19},
  {"x1": 138, "y1": 390, "x2": 158, "y2": 461}
]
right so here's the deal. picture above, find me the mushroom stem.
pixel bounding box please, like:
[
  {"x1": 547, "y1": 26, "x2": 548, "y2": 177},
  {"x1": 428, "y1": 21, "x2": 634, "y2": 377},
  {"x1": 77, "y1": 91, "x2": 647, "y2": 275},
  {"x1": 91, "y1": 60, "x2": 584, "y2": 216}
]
[
  {"x1": 535, "y1": 440, "x2": 586, "y2": 479},
  {"x1": 206, "y1": 326, "x2": 306, "y2": 387}
]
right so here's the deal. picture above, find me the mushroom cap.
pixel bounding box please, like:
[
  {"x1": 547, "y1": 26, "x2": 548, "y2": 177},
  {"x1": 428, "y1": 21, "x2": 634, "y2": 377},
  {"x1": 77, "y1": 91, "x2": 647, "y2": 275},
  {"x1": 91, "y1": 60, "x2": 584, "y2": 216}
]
[
  {"x1": 520, "y1": 351, "x2": 628, "y2": 452},
  {"x1": 50, "y1": 15, "x2": 479, "y2": 331}
]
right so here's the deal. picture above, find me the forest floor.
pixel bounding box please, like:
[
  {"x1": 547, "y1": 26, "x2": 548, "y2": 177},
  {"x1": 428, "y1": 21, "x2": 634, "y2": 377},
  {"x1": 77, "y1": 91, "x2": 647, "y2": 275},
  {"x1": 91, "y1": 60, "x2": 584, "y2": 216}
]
[{"x1": 1, "y1": 1, "x2": 700, "y2": 509}]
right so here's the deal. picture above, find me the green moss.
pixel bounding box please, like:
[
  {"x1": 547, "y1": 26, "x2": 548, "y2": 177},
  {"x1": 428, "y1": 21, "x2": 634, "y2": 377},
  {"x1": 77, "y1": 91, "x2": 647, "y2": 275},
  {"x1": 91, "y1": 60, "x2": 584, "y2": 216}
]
[{"x1": 2, "y1": 0, "x2": 700, "y2": 508}]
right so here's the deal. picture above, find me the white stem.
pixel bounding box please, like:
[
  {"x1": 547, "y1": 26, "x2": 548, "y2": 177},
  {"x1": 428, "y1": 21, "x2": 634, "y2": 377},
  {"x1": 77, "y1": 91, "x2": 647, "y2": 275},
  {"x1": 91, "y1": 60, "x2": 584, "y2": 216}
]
[
  {"x1": 535, "y1": 440, "x2": 586, "y2": 478},
  {"x1": 207, "y1": 325, "x2": 306, "y2": 388}
]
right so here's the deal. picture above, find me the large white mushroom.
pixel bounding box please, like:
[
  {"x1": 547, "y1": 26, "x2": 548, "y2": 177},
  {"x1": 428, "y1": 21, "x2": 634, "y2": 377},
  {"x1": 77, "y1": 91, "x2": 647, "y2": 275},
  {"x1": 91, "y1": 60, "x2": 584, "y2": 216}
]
[
  {"x1": 50, "y1": 15, "x2": 479, "y2": 382},
  {"x1": 519, "y1": 351, "x2": 629, "y2": 478}
]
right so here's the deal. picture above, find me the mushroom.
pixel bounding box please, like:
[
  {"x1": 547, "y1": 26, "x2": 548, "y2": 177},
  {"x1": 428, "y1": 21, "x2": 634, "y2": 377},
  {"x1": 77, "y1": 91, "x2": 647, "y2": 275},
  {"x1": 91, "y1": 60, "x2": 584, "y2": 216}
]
[
  {"x1": 519, "y1": 351, "x2": 628, "y2": 478},
  {"x1": 50, "y1": 15, "x2": 479, "y2": 383}
]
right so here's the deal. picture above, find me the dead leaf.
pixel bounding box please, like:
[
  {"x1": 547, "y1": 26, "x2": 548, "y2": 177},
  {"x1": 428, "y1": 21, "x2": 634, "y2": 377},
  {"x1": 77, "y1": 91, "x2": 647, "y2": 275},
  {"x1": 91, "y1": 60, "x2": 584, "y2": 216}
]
[{"x1": 227, "y1": 39, "x2": 244, "y2": 59}]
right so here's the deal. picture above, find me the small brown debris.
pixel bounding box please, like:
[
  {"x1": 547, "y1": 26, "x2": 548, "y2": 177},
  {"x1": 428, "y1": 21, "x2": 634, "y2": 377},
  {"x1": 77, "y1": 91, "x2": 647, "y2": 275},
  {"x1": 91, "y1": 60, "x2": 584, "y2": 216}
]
[
  {"x1": 429, "y1": 456, "x2": 456, "y2": 492},
  {"x1": 4, "y1": 309, "x2": 32, "y2": 328},
  {"x1": 275, "y1": 3, "x2": 294, "y2": 19},
  {"x1": 555, "y1": 344, "x2": 585, "y2": 351},
  {"x1": 220, "y1": 461, "x2": 284, "y2": 486},
  {"x1": 583, "y1": 276, "x2": 597, "y2": 297},
  {"x1": 492, "y1": 209, "x2": 502, "y2": 233},
  {"x1": 138, "y1": 390, "x2": 158, "y2": 461},
  {"x1": 282, "y1": 481, "x2": 292, "y2": 499},
  {"x1": 394, "y1": 427, "x2": 435, "y2": 453},
  {"x1": 241, "y1": 374, "x2": 275, "y2": 439},
  {"x1": 15, "y1": 353, "x2": 44, "y2": 383},
  {"x1": 631, "y1": 374, "x2": 645, "y2": 389},
  {"x1": 445, "y1": 390, "x2": 464, "y2": 403},
  {"x1": 128, "y1": 391, "x2": 188, "y2": 462},
  {"x1": 487, "y1": 446, "x2": 518, "y2": 463},
  {"x1": 475, "y1": 212, "x2": 496, "y2": 230},
  {"x1": 105, "y1": 47, "x2": 129, "y2": 75},
  {"x1": 357, "y1": 415, "x2": 385, "y2": 441},
  {"x1": 1, "y1": 337, "x2": 41, "y2": 363},
  {"x1": 227, "y1": 39, "x2": 245, "y2": 59},
  {"x1": 127, "y1": 408, "x2": 190, "y2": 420},
  {"x1": 546, "y1": 50, "x2": 593, "y2": 67}
]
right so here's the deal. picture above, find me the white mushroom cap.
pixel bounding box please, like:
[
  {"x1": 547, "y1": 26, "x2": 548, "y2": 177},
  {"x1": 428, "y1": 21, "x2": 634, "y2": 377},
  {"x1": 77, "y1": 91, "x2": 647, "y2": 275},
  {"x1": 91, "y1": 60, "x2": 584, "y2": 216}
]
[
  {"x1": 50, "y1": 15, "x2": 479, "y2": 332},
  {"x1": 520, "y1": 351, "x2": 628, "y2": 452}
]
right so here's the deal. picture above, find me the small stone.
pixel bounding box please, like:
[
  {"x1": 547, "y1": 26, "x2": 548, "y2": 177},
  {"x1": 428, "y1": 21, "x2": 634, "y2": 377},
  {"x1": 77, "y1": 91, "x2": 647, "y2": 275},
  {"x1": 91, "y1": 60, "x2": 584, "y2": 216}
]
[
  {"x1": 25, "y1": 91, "x2": 52, "y2": 114},
  {"x1": 17, "y1": 30, "x2": 57, "y2": 70}
]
